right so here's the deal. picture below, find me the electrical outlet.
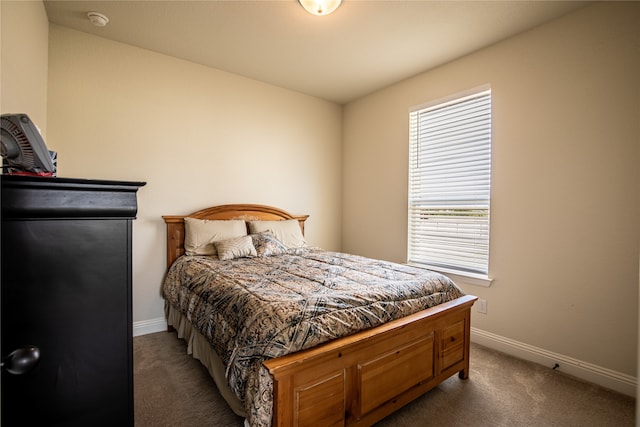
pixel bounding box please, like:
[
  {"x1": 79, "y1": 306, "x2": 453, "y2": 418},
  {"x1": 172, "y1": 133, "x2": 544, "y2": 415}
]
[{"x1": 477, "y1": 299, "x2": 487, "y2": 314}]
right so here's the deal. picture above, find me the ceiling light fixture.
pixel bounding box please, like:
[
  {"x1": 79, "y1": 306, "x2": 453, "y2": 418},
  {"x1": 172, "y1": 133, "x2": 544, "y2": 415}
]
[
  {"x1": 298, "y1": 0, "x2": 342, "y2": 16},
  {"x1": 87, "y1": 11, "x2": 109, "y2": 27}
]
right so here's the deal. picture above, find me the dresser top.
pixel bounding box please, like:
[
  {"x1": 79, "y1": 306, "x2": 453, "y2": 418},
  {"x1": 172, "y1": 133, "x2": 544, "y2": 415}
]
[
  {"x1": 1, "y1": 175, "x2": 146, "y2": 219},
  {"x1": 1, "y1": 174, "x2": 146, "y2": 190}
]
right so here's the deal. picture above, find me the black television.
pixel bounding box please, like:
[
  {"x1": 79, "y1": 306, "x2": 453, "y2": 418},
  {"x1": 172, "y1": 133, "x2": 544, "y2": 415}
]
[{"x1": 1, "y1": 113, "x2": 55, "y2": 176}]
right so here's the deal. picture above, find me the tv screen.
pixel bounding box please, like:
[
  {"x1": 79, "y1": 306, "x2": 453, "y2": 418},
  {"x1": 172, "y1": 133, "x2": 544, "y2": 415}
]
[{"x1": 1, "y1": 113, "x2": 55, "y2": 176}]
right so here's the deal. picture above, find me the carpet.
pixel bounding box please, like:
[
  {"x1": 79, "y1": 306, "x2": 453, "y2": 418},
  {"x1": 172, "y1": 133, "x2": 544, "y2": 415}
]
[{"x1": 134, "y1": 332, "x2": 635, "y2": 426}]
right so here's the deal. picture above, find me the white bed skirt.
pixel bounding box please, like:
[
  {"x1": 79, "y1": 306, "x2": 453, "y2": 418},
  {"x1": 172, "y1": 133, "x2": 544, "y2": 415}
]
[{"x1": 166, "y1": 304, "x2": 246, "y2": 417}]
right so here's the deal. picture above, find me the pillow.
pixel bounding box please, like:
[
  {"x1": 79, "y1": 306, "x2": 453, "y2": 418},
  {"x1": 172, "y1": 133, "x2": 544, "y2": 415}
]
[
  {"x1": 251, "y1": 231, "x2": 288, "y2": 257},
  {"x1": 214, "y1": 235, "x2": 257, "y2": 261},
  {"x1": 184, "y1": 218, "x2": 247, "y2": 256},
  {"x1": 248, "y1": 219, "x2": 306, "y2": 249}
]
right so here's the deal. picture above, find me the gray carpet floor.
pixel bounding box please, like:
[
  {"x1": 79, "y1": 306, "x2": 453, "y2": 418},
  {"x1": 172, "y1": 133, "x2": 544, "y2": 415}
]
[{"x1": 134, "y1": 331, "x2": 635, "y2": 426}]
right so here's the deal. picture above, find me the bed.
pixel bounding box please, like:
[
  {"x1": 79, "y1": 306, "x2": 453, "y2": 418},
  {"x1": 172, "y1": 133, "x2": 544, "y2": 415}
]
[{"x1": 162, "y1": 204, "x2": 476, "y2": 427}]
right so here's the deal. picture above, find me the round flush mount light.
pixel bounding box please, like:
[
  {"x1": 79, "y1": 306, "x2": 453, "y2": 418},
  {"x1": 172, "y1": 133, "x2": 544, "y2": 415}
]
[
  {"x1": 87, "y1": 11, "x2": 109, "y2": 27},
  {"x1": 298, "y1": 0, "x2": 342, "y2": 16}
]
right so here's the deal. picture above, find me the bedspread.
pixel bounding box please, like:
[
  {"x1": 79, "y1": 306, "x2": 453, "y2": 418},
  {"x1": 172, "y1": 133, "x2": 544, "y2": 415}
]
[{"x1": 162, "y1": 248, "x2": 465, "y2": 426}]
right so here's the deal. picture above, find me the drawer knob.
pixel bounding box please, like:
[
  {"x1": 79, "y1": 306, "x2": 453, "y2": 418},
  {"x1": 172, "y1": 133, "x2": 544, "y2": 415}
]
[{"x1": 1, "y1": 345, "x2": 41, "y2": 375}]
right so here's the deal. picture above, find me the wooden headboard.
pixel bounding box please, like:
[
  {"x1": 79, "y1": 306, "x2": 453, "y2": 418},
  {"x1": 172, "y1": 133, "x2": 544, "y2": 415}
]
[{"x1": 162, "y1": 204, "x2": 309, "y2": 269}]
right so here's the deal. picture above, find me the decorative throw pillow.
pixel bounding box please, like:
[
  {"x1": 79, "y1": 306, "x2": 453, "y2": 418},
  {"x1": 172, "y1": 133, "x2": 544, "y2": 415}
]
[
  {"x1": 184, "y1": 218, "x2": 247, "y2": 256},
  {"x1": 251, "y1": 231, "x2": 288, "y2": 257},
  {"x1": 248, "y1": 219, "x2": 306, "y2": 249},
  {"x1": 214, "y1": 235, "x2": 257, "y2": 261}
]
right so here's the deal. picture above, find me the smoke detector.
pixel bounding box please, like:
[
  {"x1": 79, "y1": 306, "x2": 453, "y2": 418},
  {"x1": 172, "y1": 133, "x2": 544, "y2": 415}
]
[{"x1": 87, "y1": 11, "x2": 109, "y2": 27}]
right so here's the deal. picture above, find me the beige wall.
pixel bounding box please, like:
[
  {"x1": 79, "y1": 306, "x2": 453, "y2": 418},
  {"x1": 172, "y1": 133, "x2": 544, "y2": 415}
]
[
  {"x1": 0, "y1": 0, "x2": 49, "y2": 135},
  {"x1": 343, "y1": 2, "x2": 640, "y2": 380},
  {"x1": 46, "y1": 25, "x2": 343, "y2": 324}
]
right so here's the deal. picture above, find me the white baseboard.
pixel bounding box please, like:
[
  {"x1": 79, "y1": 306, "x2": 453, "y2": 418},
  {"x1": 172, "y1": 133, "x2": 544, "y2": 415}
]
[
  {"x1": 133, "y1": 317, "x2": 167, "y2": 337},
  {"x1": 471, "y1": 327, "x2": 636, "y2": 397}
]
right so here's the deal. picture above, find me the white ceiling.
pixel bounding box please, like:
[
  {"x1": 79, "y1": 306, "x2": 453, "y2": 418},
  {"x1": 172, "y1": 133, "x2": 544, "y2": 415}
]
[{"x1": 43, "y1": 1, "x2": 590, "y2": 104}]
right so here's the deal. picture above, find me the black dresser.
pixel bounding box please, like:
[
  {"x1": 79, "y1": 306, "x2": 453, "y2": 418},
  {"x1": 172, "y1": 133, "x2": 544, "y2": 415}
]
[{"x1": 1, "y1": 175, "x2": 145, "y2": 427}]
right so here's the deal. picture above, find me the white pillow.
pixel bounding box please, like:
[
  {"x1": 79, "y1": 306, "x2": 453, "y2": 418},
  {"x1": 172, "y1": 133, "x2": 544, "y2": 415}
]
[
  {"x1": 184, "y1": 218, "x2": 247, "y2": 256},
  {"x1": 214, "y1": 235, "x2": 257, "y2": 261},
  {"x1": 248, "y1": 219, "x2": 306, "y2": 248}
]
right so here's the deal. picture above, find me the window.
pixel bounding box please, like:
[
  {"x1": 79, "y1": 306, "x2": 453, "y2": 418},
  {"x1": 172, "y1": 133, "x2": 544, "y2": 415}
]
[{"x1": 408, "y1": 88, "x2": 492, "y2": 279}]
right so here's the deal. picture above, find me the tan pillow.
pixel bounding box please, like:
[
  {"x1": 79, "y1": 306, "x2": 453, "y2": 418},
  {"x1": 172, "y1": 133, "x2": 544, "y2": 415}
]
[
  {"x1": 184, "y1": 218, "x2": 247, "y2": 256},
  {"x1": 214, "y1": 235, "x2": 257, "y2": 261},
  {"x1": 248, "y1": 219, "x2": 306, "y2": 248}
]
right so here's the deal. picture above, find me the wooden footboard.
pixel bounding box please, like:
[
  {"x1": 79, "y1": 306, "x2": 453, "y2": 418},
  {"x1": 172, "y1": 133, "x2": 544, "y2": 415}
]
[{"x1": 264, "y1": 295, "x2": 476, "y2": 426}]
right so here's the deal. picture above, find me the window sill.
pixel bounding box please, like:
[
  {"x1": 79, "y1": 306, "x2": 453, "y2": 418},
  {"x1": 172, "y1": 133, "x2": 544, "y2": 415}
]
[
  {"x1": 443, "y1": 271, "x2": 493, "y2": 288},
  {"x1": 407, "y1": 263, "x2": 493, "y2": 288}
]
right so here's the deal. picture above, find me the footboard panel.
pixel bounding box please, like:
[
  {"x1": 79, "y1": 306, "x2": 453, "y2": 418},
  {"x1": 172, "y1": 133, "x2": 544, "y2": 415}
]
[{"x1": 264, "y1": 295, "x2": 476, "y2": 426}]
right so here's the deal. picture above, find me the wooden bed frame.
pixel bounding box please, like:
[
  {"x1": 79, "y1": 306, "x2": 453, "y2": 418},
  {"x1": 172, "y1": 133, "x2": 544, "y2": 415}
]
[{"x1": 163, "y1": 204, "x2": 476, "y2": 427}]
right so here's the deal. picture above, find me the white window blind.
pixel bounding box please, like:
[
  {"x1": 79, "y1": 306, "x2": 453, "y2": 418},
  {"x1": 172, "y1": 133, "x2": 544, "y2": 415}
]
[{"x1": 408, "y1": 89, "x2": 492, "y2": 276}]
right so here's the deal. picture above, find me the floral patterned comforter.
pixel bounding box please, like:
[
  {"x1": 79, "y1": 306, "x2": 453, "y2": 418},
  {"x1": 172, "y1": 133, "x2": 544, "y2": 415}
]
[{"x1": 162, "y1": 248, "x2": 465, "y2": 426}]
